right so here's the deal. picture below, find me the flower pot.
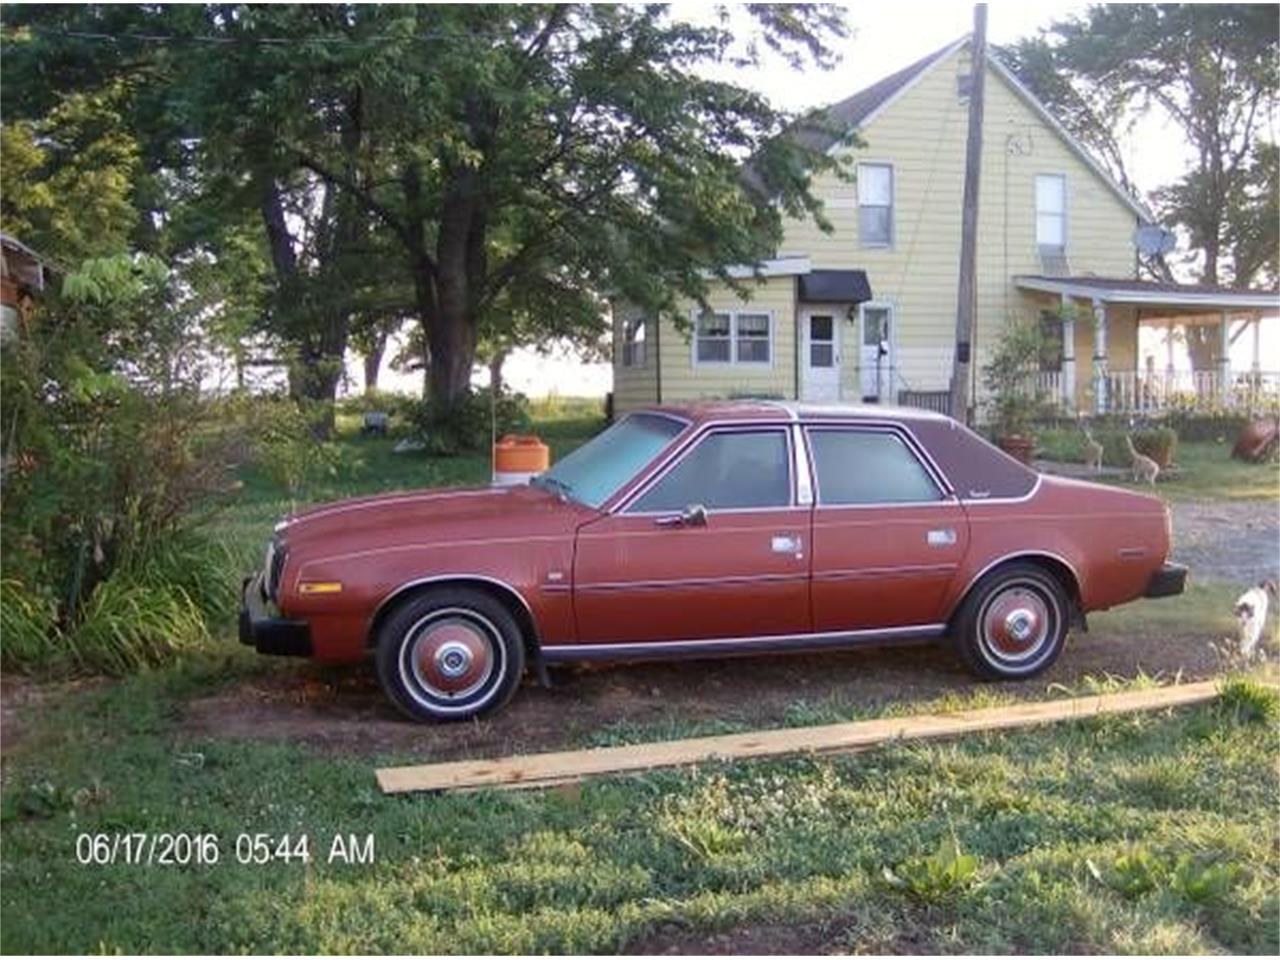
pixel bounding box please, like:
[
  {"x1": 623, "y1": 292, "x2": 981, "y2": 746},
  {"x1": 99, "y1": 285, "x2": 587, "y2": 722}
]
[{"x1": 997, "y1": 434, "x2": 1036, "y2": 465}]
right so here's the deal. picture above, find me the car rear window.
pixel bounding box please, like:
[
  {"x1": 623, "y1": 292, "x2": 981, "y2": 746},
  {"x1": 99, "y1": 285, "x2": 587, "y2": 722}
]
[{"x1": 808, "y1": 429, "x2": 941, "y2": 505}]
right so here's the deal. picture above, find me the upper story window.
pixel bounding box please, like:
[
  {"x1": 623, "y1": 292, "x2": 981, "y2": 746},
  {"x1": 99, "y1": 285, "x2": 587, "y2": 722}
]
[
  {"x1": 858, "y1": 163, "x2": 894, "y2": 247},
  {"x1": 695, "y1": 311, "x2": 772, "y2": 366},
  {"x1": 630, "y1": 429, "x2": 791, "y2": 513},
  {"x1": 807, "y1": 429, "x2": 942, "y2": 505},
  {"x1": 1036, "y1": 174, "x2": 1067, "y2": 251},
  {"x1": 621, "y1": 315, "x2": 647, "y2": 367}
]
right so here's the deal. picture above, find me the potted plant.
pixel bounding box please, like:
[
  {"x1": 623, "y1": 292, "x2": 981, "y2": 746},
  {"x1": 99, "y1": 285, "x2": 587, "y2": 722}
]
[{"x1": 983, "y1": 317, "x2": 1054, "y2": 464}]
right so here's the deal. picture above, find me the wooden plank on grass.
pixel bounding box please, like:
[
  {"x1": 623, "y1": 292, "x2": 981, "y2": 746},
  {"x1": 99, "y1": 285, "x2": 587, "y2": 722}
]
[{"x1": 376, "y1": 681, "x2": 1222, "y2": 795}]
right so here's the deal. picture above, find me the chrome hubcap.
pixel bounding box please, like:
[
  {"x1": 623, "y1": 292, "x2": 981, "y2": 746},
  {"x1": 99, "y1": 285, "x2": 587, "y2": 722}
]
[
  {"x1": 981, "y1": 586, "x2": 1053, "y2": 666},
  {"x1": 406, "y1": 614, "x2": 495, "y2": 700},
  {"x1": 435, "y1": 641, "x2": 473, "y2": 679}
]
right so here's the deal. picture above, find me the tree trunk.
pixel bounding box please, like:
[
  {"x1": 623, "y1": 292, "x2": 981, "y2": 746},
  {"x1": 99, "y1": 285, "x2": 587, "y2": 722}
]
[
  {"x1": 489, "y1": 348, "x2": 508, "y2": 393},
  {"x1": 362, "y1": 332, "x2": 387, "y2": 393}
]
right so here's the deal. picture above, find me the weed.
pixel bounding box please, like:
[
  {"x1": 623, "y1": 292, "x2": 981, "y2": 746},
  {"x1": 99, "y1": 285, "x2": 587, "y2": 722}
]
[
  {"x1": 1217, "y1": 677, "x2": 1280, "y2": 725},
  {"x1": 883, "y1": 834, "x2": 982, "y2": 902}
]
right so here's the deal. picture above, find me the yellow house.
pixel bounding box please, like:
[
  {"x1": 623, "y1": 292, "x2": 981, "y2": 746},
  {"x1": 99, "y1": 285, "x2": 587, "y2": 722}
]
[{"x1": 613, "y1": 38, "x2": 1278, "y2": 418}]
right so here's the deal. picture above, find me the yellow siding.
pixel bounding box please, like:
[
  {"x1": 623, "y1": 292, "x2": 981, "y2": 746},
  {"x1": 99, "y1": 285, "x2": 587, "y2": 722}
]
[
  {"x1": 658, "y1": 278, "x2": 798, "y2": 404},
  {"x1": 611, "y1": 302, "x2": 658, "y2": 414},
  {"x1": 782, "y1": 44, "x2": 1138, "y2": 399},
  {"x1": 612, "y1": 44, "x2": 1141, "y2": 409}
]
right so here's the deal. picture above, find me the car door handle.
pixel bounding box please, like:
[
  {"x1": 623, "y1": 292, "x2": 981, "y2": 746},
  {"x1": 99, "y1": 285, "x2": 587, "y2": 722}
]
[
  {"x1": 927, "y1": 528, "x2": 957, "y2": 546},
  {"x1": 772, "y1": 534, "x2": 803, "y2": 557}
]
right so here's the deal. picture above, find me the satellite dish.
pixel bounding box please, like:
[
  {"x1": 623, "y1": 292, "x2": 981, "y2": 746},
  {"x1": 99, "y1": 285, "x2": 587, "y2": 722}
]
[{"x1": 1134, "y1": 224, "x2": 1177, "y2": 256}]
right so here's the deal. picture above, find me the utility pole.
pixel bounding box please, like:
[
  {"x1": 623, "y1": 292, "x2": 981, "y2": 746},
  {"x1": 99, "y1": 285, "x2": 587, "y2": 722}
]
[{"x1": 949, "y1": 3, "x2": 987, "y2": 423}]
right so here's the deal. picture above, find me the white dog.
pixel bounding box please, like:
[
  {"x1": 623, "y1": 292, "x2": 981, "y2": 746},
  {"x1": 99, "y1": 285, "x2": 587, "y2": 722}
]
[{"x1": 1234, "y1": 580, "x2": 1277, "y2": 658}]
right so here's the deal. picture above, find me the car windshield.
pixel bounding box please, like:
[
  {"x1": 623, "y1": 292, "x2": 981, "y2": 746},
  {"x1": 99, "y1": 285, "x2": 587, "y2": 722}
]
[{"x1": 532, "y1": 413, "x2": 685, "y2": 508}]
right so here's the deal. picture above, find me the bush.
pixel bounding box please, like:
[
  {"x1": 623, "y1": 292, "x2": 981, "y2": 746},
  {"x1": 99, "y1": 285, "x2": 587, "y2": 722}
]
[
  {"x1": 1, "y1": 254, "x2": 248, "y2": 674},
  {"x1": 407, "y1": 387, "x2": 531, "y2": 455}
]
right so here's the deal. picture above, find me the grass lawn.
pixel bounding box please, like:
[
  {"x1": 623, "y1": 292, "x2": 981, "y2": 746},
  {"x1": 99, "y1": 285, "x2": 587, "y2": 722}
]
[
  {"x1": 2, "y1": 663, "x2": 1277, "y2": 953},
  {"x1": 3, "y1": 397, "x2": 1278, "y2": 953},
  {"x1": 1038, "y1": 436, "x2": 1279, "y2": 502}
]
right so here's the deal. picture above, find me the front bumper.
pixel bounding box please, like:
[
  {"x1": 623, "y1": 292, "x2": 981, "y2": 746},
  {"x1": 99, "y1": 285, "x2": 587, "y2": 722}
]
[
  {"x1": 239, "y1": 573, "x2": 312, "y2": 657},
  {"x1": 1143, "y1": 562, "x2": 1188, "y2": 599}
]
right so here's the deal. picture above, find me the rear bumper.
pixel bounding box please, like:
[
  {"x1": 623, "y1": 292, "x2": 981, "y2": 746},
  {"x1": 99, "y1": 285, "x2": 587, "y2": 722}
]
[
  {"x1": 239, "y1": 574, "x2": 312, "y2": 657},
  {"x1": 1143, "y1": 562, "x2": 1188, "y2": 599}
]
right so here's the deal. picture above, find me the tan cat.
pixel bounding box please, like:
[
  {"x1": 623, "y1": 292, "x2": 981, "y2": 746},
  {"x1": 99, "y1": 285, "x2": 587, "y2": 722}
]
[
  {"x1": 1081, "y1": 426, "x2": 1104, "y2": 473},
  {"x1": 1125, "y1": 435, "x2": 1160, "y2": 485}
]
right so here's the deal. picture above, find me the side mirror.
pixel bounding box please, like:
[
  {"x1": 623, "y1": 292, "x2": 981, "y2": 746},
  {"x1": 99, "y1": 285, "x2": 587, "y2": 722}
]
[{"x1": 654, "y1": 503, "x2": 708, "y2": 528}]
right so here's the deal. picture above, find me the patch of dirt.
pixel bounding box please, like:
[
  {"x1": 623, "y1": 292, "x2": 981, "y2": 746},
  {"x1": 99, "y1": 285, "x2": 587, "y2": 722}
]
[
  {"x1": 1169, "y1": 500, "x2": 1280, "y2": 584},
  {"x1": 180, "y1": 628, "x2": 1224, "y2": 761},
  {"x1": 0, "y1": 675, "x2": 97, "y2": 758},
  {"x1": 628, "y1": 913, "x2": 942, "y2": 955}
]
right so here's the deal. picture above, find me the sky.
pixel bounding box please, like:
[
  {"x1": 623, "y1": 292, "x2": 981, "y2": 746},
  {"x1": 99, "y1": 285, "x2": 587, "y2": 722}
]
[{"x1": 355, "y1": 1, "x2": 1271, "y2": 399}]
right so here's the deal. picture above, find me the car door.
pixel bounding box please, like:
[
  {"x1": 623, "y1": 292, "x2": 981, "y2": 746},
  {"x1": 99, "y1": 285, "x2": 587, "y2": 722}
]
[
  {"x1": 573, "y1": 425, "x2": 812, "y2": 644},
  {"x1": 806, "y1": 424, "x2": 970, "y2": 631}
]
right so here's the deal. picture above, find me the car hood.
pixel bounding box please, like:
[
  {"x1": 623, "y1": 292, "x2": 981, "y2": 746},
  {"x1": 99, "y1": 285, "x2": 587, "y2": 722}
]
[{"x1": 276, "y1": 483, "x2": 596, "y2": 552}]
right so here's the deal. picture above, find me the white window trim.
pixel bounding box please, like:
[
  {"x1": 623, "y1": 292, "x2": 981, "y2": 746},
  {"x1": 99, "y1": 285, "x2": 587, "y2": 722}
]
[
  {"x1": 1035, "y1": 172, "x2": 1068, "y2": 251},
  {"x1": 857, "y1": 161, "x2": 895, "y2": 249},
  {"x1": 621, "y1": 315, "x2": 648, "y2": 368},
  {"x1": 691, "y1": 309, "x2": 776, "y2": 368}
]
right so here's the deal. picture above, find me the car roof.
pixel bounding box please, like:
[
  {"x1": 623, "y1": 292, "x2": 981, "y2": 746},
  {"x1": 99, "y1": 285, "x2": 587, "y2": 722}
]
[{"x1": 638, "y1": 399, "x2": 954, "y2": 427}]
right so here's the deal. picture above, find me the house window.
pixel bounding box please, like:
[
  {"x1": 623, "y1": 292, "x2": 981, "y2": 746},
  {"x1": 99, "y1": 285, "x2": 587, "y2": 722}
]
[
  {"x1": 622, "y1": 315, "x2": 647, "y2": 367},
  {"x1": 858, "y1": 163, "x2": 894, "y2": 247},
  {"x1": 735, "y1": 313, "x2": 771, "y2": 364},
  {"x1": 1036, "y1": 174, "x2": 1067, "y2": 250},
  {"x1": 695, "y1": 312, "x2": 732, "y2": 363},
  {"x1": 694, "y1": 311, "x2": 772, "y2": 365}
]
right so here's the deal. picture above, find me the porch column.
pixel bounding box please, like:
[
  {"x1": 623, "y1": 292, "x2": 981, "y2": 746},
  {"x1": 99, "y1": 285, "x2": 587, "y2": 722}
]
[
  {"x1": 1252, "y1": 317, "x2": 1262, "y2": 373},
  {"x1": 1060, "y1": 294, "x2": 1076, "y2": 409},
  {"x1": 1165, "y1": 320, "x2": 1176, "y2": 377},
  {"x1": 1092, "y1": 298, "x2": 1108, "y2": 414},
  {"x1": 1218, "y1": 311, "x2": 1232, "y2": 399}
]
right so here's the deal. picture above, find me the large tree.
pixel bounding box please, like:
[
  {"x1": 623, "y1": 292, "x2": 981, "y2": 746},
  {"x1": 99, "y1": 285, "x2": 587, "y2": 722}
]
[
  {"x1": 4, "y1": 4, "x2": 852, "y2": 421},
  {"x1": 1001, "y1": 4, "x2": 1279, "y2": 289}
]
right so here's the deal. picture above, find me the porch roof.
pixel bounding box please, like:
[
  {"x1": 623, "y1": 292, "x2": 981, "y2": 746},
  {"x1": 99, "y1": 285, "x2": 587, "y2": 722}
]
[{"x1": 1014, "y1": 275, "x2": 1280, "y2": 311}]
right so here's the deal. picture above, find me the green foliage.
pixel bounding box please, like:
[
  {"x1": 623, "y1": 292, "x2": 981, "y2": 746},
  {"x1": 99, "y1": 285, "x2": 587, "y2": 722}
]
[
  {"x1": 883, "y1": 834, "x2": 982, "y2": 903},
  {"x1": 0, "y1": 82, "x2": 140, "y2": 262},
  {"x1": 407, "y1": 387, "x2": 532, "y2": 456},
  {"x1": 0, "y1": 579, "x2": 60, "y2": 671},
  {"x1": 1170, "y1": 855, "x2": 1241, "y2": 906},
  {"x1": 250, "y1": 398, "x2": 349, "y2": 506},
  {"x1": 982, "y1": 318, "x2": 1057, "y2": 437},
  {"x1": 71, "y1": 575, "x2": 209, "y2": 675},
  {"x1": 1, "y1": 254, "x2": 247, "y2": 674},
  {"x1": 1086, "y1": 846, "x2": 1165, "y2": 898},
  {"x1": 1217, "y1": 677, "x2": 1280, "y2": 725},
  {"x1": 1036, "y1": 425, "x2": 1177, "y2": 468}
]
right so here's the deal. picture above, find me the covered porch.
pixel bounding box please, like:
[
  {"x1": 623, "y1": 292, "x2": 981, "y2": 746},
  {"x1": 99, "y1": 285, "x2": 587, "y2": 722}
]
[{"x1": 1014, "y1": 275, "x2": 1280, "y2": 415}]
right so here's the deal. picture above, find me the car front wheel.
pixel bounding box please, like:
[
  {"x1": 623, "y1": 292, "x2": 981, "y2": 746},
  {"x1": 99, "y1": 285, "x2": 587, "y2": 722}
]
[
  {"x1": 375, "y1": 587, "x2": 525, "y2": 722},
  {"x1": 953, "y1": 563, "x2": 1069, "y2": 680}
]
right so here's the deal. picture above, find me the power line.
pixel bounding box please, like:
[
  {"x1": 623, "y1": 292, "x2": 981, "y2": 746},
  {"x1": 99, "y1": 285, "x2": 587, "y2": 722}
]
[{"x1": 1, "y1": 25, "x2": 493, "y2": 48}]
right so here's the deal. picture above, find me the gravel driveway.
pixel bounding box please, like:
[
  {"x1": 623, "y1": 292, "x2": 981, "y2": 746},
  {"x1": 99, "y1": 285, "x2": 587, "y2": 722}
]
[{"x1": 1169, "y1": 499, "x2": 1279, "y2": 584}]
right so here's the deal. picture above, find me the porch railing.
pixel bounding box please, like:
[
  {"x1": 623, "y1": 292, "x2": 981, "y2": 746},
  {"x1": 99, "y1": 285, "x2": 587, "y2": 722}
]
[{"x1": 1103, "y1": 369, "x2": 1280, "y2": 415}]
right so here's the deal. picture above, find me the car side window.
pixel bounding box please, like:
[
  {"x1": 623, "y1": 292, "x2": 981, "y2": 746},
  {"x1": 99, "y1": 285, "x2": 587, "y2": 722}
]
[
  {"x1": 629, "y1": 430, "x2": 791, "y2": 513},
  {"x1": 808, "y1": 429, "x2": 942, "y2": 505}
]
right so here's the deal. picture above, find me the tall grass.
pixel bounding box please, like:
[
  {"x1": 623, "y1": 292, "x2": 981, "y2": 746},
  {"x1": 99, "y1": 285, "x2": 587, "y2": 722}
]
[{"x1": 2, "y1": 534, "x2": 238, "y2": 676}]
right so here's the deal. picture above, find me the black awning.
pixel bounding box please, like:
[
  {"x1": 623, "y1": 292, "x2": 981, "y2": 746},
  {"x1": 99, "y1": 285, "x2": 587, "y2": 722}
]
[{"x1": 797, "y1": 269, "x2": 872, "y2": 304}]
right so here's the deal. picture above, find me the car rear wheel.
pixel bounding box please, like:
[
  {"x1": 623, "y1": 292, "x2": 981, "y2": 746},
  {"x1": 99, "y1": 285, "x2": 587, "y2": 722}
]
[
  {"x1": 953, "y1": 563, "x2": 1069, "y2": 680},
  {"x1": 375, "y1": 587, "x2": 525, "y2": 722}
]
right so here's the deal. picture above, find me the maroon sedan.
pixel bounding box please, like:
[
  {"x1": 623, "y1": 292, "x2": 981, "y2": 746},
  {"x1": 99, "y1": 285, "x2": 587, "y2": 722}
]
[{"x1": 240, "y1": 402, "x2": 1186, "y2": 721}]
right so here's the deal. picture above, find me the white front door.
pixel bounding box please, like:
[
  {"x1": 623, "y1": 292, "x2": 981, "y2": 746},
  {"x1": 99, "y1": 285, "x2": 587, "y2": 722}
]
[
  {"x1": 801, "y1": 312, "x2": 841, "y2": 403},
  {"x1": 859, "y1": 303, "x2": 893, "y2": 402}
]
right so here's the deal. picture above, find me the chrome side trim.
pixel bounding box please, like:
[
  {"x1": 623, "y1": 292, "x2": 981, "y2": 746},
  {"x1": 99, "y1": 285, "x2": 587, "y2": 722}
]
[
  {"x1": 945, "y1": 550, "x2": 1083, "y2": 621},
  {"x1": 367, "y1": 574, "x2": 540, "y2": 644},
  {"x1": 576, "y1": 571, "x2": 808, "y2": 593},
  {"x1": 541, "y1": 623, "x2": 947, "y2": 662},
  {"x1": 813, "y1": 562, "x2": 957, "y2": 583}
]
